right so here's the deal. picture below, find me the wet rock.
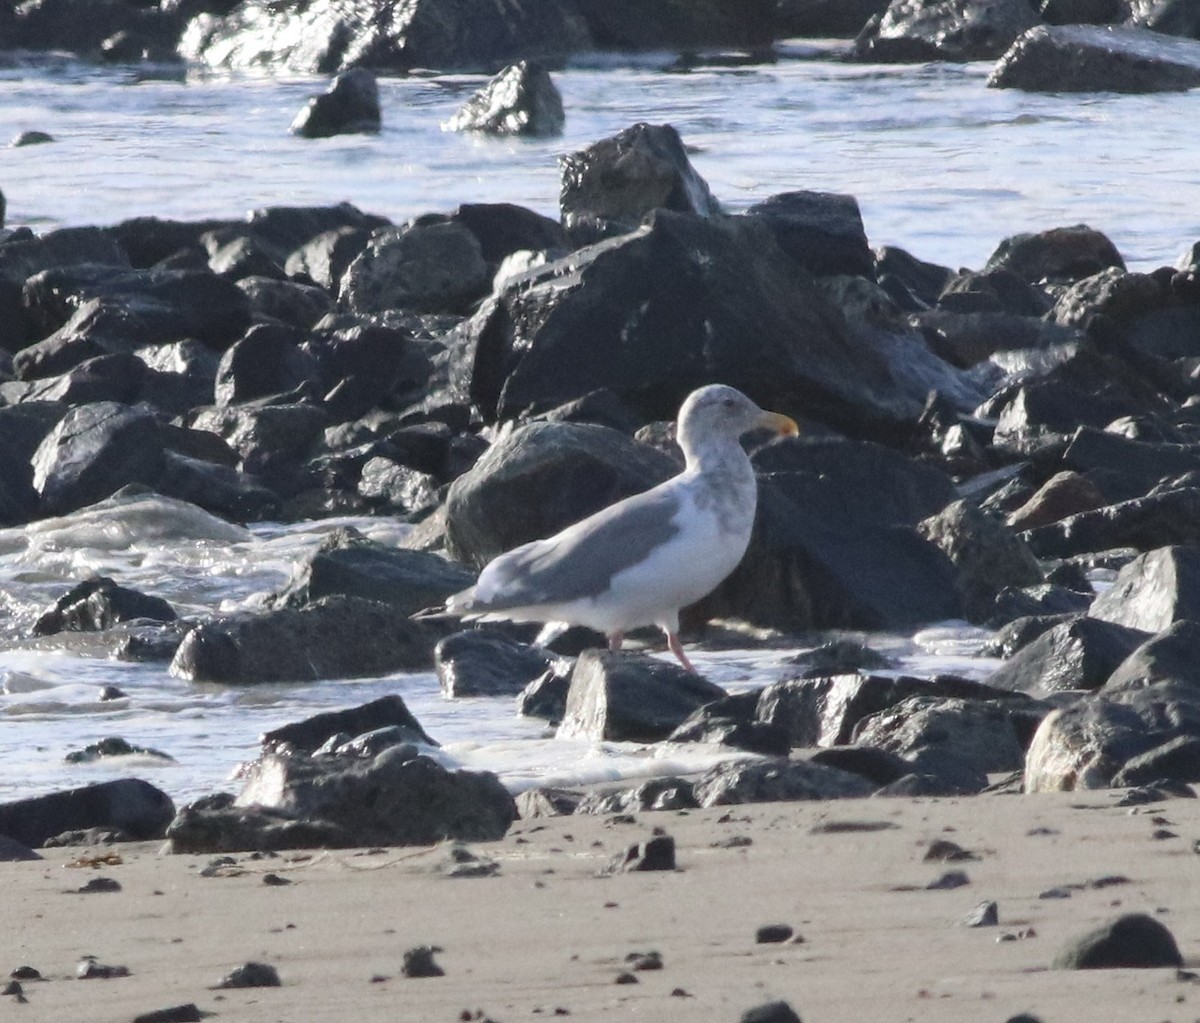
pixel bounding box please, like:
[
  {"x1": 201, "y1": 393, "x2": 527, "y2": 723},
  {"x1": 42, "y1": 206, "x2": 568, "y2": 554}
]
[
  {"x1": 184, "y1": 402, "x2": 329, "y2": 491},
  {"x1": 559, "y1": 122, "x2": 721, "y2": 241},
  {"x1": 917, "y1": 499, "x2": 1042, "y2": 622},
  {"x1": 31, "y1": 576, "x2": 176, "y2": 637},
  {"x1": 755, "y1": 924, "x2": 796, "y2": 943},
  {"x1": 985, "y1": 616, "x2": 1148, "y2": 695},
  {"x1": 743, "y1": 191, "x2": 873, "y2": 278},
  {"x1": 1025, "y1": 488, "x2": 1200, "y2": 559},
  {"x1": 692, "y1": 759, "x2": 874, "y2": 806},
  {"x1": 576, "y1": 776, "x2": 698, "y2": 815},
  {"x1": 11, "y1": 130, "x2": 54, "y2": 147},
  {"x1": 444, "y1": 419, "x2": 678, "y2": 568},
  {"x1": 853, "y1": 696, "x2": 1030, "y2": 774},
  {"x1": 181, "y1": 0, "x2": 593, "y2": 75},
  {"x1": 808, "y1": 745, "x2": 914, "y2": 786},
  {"x1": 339, "y1": 220, "x2": 489, "y2": 315},
  {"x1": 784, "y1": 639, "x2": 897, "y2": 678},
  {"x1": 0, "y1": 835, "x2": 42, "y2": 862},
  {"x1": 1006, "y1": 470, "x2": 1107, "y2": 531},
  {"x1": 214, "y1": 961, "x2": 280, "y2": 988},
  {"x1": 1104, "y1": 619, "x2": 1200, "y2": 693},
  {"x1": 574, "y1": 0, "x2": 777, "y2": 51},
  {"x1": 983, "y1": 613, "x2": 1076, "y2": 658},
  {"x1": 611, "y1": 834, "x2": 676, "y2": 872},
  {"x1": 1049, "y1": 266, "x2": 1165, "y2": 329},
  {"x1": 165, "y1": 804, "x2": 352, "y2": 854},
  {"x1": 401, "y1": 946, "x2": 445, "y2": 978},
  {"x1": 516, "y1": 662, "x2": 574, "y2": 723},
  {"x1": 0, "y1": 778, "x2": 174, "y2": 848},
  {"x1": 740, "y1": 1002, "x2": 803, "y2": 1023},
  {"x1": 237, "y1": 275, "x2": 334, "y2": 329},
  {"x1": 284, "y1": 225, "x2": 373, "y2": 292},
  {"x1": 1112, "y1": 734, "x2": 1200, "y2": 786},
  {"x1": 668, "y1": 699, "x2": 791, "y2": 756},
  {"x1": 235, "y1": 746, "x2": 517, "y2": 847},
  {"x1": 169, "y1": 596, "x2": 437, "y2": 684},
  {"x1": 155, "y1": 451, "x2": 280, "y2": 523},
  {"x1": 444, "y1": 202, "x2": 571, "y2": 276},
  {"x1": 64, "y1": 737, "x2": 175, "y2": 764},
  {"x1": 444, "y1": 61, "x2": 563, "y2": 137},
  {"x1": 271, "y1": 527, "x2": 474, "y2": 617},
  {"x1": 435, "y1": 629, "x2": 560, "y2": 698},
  {"x1": 1089, "y1": 545, "x2": 1200, "y2": 632},
  {"x1": 515, "y1": 786, "x2": 583, "y2": 818},
  {"x1": 984, "y1": 224, "x2": 1124, "y2": 284},
  {"x1": 31, "y1": 402, "x2": 166, "y2": 516},
  {"x1": 557, "y1": 650, "x2": 726, "y2": 743},
  {"x1": 990, "y1": 24, "x2": 1200, "y2": 92},
  {"x1": 291, "y1": 67, "x2": 381, "y2": 139},
  {"x1": 1053, "y1": 913, "x2": 1182, "y2": 968},
  {"x1": 853, "y1": 0, "x2": 1040, "y2": 62}
]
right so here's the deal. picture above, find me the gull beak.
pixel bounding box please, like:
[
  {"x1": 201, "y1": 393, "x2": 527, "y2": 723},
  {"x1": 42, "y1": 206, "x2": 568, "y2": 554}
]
[{"x1": 758, "y1": 410, "x2": 799, "y2": 438}]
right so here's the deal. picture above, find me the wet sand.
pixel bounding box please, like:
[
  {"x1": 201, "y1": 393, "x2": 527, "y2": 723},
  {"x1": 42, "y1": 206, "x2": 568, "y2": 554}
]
[{"x1": 4, "y1": 789, "x2": 1198, "y2": 1023}]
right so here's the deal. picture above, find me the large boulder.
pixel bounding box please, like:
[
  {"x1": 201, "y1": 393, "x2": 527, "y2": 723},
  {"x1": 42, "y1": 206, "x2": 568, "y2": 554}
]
[
  {"x1": 1104, "y1": 620, "x2": 1200, "y2": 694},
  {"x1": 451, "y1": 208, "x2": 942, "y2": 432},
  {"x1": 444, "y1": 419, "x2": 679, "y2": 568},
  {"x1": 984, "y1": 616, "x2": 1149, "y2": 695},
  {"x1": 443, "y1": 61, "x2": 564, "y2": 137},
  {"x1": 1088, "y1": 545, "x2": 1200, "y2": 632},
  {"x1": 853, "y1": 0, "x2": 1040, "y2": 62},
  {"x1": 31, "y1": 576, "x2": 177, "y2": 637},
  {"x1": 169, "y1": 596, "x2": 437, "y2": 683},
  {"x1": 1023, "y1": 488, "x2": 1200, "y2": 559},
  {"x1": 989, "y1": 24, "x2": 1200, "y2": 92},
  {"x1": 290, "y1": 67, "x2": 381, "y2": 138},
  {"x1": 983, "y1": 224, "x2": 1124, "y2": 284},
  {"x1": 261, "y1": 694, "x2": 438, "y2": 754},
  {"x1": 743, "y1": 191, "x2": 874, "y2": 278},
  {"x1": 180, "y1": 0, "x2": 594, "y2": 74},
  {"x1": 691, "y1": 759, "x2": 875, "y2": 806},
  {"x1": 0, "y1": 779, "x2": 175, "y2": 848}
]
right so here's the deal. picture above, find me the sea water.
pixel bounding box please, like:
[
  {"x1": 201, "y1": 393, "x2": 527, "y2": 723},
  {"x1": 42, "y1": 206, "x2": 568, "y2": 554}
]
[{"x1": 0, "y1": 45, "x2": 1192, "y2": 804}]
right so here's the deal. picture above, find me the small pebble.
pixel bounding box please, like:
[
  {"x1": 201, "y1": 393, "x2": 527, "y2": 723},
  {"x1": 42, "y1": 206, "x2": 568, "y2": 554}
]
[
  {"x1": 625, "y1": 951, "x2": 662, "y2": 971},
  {"x1": 213, "y1": 961, "x2": 280, "y2": 989},
  {"x1": 261, "y1": 873, "x2": 292, "y2": 886},
  {"x1": 614, "y1": 971, "x2": 638, "y2": 984},
  {"x1": 755, "y1": 924, "x2": 794, "y2": 944},
  {"x1": 132, "y1": 1004, "x2": 203, "y2": 1023},
  {"x1": 77, "y1": 877, "x2": 122, "y2": 894},
  {"x1": 926, "y1": 869, "x2": 970, "y2": 890},
  {"x1": 76, "y1": 959, "x2": 130, "y2": 979},
  {"x1": 401, "y1": 946, "x2": 444, "y2": 978},
  {"x1": 961, "y1": 900, "x2": 999, "y2": 928}
]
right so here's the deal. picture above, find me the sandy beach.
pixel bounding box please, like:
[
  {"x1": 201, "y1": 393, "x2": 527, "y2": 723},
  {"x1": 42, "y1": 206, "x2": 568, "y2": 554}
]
[{"x1": 5, "y1": 787, "x2": 1199, "y2": 1023}]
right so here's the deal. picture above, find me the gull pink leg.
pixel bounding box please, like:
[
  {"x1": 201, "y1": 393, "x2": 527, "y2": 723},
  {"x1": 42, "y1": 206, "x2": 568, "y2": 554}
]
[{"x1": 666, "y1": 631, "x2": 696, "y2": 673}]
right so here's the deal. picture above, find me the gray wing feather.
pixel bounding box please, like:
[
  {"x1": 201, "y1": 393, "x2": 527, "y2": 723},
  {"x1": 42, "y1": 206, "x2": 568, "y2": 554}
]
[{"x1": 466, "y1": 485, "x2": 683, "y2": 611}]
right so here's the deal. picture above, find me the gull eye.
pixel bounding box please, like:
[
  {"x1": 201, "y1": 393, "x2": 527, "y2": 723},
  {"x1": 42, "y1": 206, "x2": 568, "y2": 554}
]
[{"x1": 721, "y1": 397, "x2": 737, "y2": 409}]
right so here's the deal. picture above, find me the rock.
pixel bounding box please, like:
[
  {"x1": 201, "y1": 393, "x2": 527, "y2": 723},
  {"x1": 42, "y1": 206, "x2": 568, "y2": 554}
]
[
  {"x1": 854, "y1": 696, "x2": 1030, "y2": 775},
  {"x1": 444, "y1": 61, "x2": 563, "y2": 137},
  {"x1": 212, "y1": 325, "x2": 312, "y2": 406},
  {"x1": 284, "y1": 226, "x2": 373, "y2": 292},
  {"x1": 556, "y1": 650, "x2": 726, "y2": 742},
  {"x1": 1062, "y1": 427, "x2": 1200, "y2": 498},
  {"x1": 0, "y1": 835, "x2": 42, "y2": 862},
  {"x1": 165, "y1": 804, "x2": 353, "y2": 853},
  {"x1": 516, "y1": 663, "x2": 574, "y2": 722},
  {"x1": 266, "y1": 695, "x2": 438, "y2": 754},
  {"x1": 0, "y1": 403, "x2": 64, "y2": 525},
  {"x1": 31, "y1": 402, "x2": 166, "y2": 516},
  {"x1": 339, "y1": 221, "x2": 489, "y2": 315},
  {"x1": 559, "y1": 123, "x2": 721, "y2": 241},
  {"x1": 809, "y1": 745, "x2": 914, "y2": 786},
  {"x1": 181, "y1": 0, "x2": 593, "y2": 74},
  {"x1": 852, "y1": 0, "x2": 1040, "y2": 62},
  {"x1": 0, "y1": 779, "x2": 174, "y2": 848},
  {"x1": 779, "y1": 0, "x2": 890, "y2": 36},
  {"x1": 743, "y1": 191, "x2": 873, "y2": 278},
  {"x1": 1053, "y1": 913, "x2": 1183, "y2": 968},
  {"x1": 740, "y1": 1001, "x2": 803, "y2": 1023},
  {"x1": 11, "y1": 130, "x2": 54, "y2": 147},
  {"x1": 237, "y1": 275, "x2": 334, "y2": 329},
  {"x1": 1006, "y1": 471, "x2": 1107, "y2": 531},
  {"x1": 1112, "y1": 734, "x2": 1200, "y2": 786},
  {"x1": 611, "y1": 834, "x2": 676, "y2": 872},
  {"x1": 271, "y1": 527, "x2": 474, "y2": 616},
  {"x1": 444, "y1": 202, "x2": 571, "y2": 275},
  {"x1": 1049, "y1": 267, "x2": 1164, "y2": 329},
  {"x1": 990, "y1": 24, "x2": 1200, "y2": 92},
  {"x1": 573, "y1": 0, "x2": 778, "y2": 51},
  {"x1": 576, "y1": 777, "x2": 698, "y2": 815},
  {"x1": 444, "y1": 419, "x2": 678, "y2": 568},
  {"x1": 184, "y1": 403, "x2": 329, "y2": 490},
  {"x1": 962, "y1": 900, "x2": 999, "y2": 927},
  {"x1": 214, "y1": 961, "x2": 281, "y2": 988},
  {"x1": 917, "y1": 499, "x2": 1043, "y2": 623},
  {"x1": 290, "y1": 68, "x2": 381, "y2": 138},
  {"x1": 692, "y1": 758, "x2": 874, "y2": 805},
  {"x1": 234, "y1": 746, "x2": 517, "y2": 847},
  {"x1": 454, "y1": 207, "x2": 956, "y2": 432},
  {"x1": 31, "y1": 576, "x2": 176, "y2": 637},
  {"x1": 985, "y1": 617, "x2": 1148, "y2": 695},
  {"x1": 1089, "y1": 545, "x2": 1200, "y2": 632},
  {"x1": 668, "y1": 694, "x2": 791, "y2": 756},
  {"x1": 435, "y1": 629, "x2": 560, "y2": 698},
  {"x1": 156, "y1": 451, "x2": 280, "y2": 523},
  {"x1": 1025, "y1": 489, "x2": 1200, "y2": 559},
  {"x1": 401, "y1": 946, "x2": 445, "y2": 978},
  {"x1": 984, "y1": 224, "x2": 1125, "y2": 284},
  {"x1": 1104, "y1": 619, "x2": 1200, "y2": 693},
  {"x1": 132, "y1": 1004, "x2": 203, "y2": 1023},
  {"x1": 169, "y1": 596, "x2": 437, "y2": 683}
]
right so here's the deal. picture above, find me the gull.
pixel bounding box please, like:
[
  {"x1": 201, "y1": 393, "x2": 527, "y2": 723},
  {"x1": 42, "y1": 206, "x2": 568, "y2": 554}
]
[{"x1": 445, "y1": 384, "x2": 798, "y2": 672}]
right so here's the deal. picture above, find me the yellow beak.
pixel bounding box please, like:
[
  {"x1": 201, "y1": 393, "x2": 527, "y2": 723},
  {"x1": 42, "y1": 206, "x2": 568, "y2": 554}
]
[{"x1": 758, "y1": 410, "x2": 799, "y2": 437}]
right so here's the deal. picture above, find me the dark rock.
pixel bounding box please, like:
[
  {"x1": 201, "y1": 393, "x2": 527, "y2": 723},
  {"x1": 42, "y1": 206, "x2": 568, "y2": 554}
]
[
  {"x1": 574, "y1": 0, "x2": 777, "y2": 51},
  {"x1": 1089, "y1": 545, "x2": 1200, "y2": 632},
  {"x1": 784, "y1": 639, "x2": 897, "y2": 678},
  {"x1": 169, "y1": 596, "x2": 437, "y2": 684},
  {"x1": 668, "y1": 701, "x2": 791, "y2": 757},
  {"x1": 165, "y1": 804, "x2": 353, "y2": 853},
  {"x1": 755, "y1": 924, "x2": 796, "y2": 943},
  {"x1": 1053, "y1": 913, "x2": 1183, "y2": 968},
  {"x1": 11, "y1": 130, "x2": 54, "y2": 147},
  {"x1": 516, "y1": 663, "x2": 574, "y2": 722},
  {"x1": 262, "y1": 695, "x2": 436, "y2": 754},
  {"x1": 1040, "y1": 0, "x2": 1122, "y2": 23},
  {"x1": 985, "y1": 616, "x2": 1148, "y2": 695},
  {"x1": 64, "y1": 737, "x2": 175, "y2": 764},
  {"x1": 184, "y1": 403, "x2": 329, "y2": 490},
  {"x1": 743, "y1": 191, "x2": 873, "y2": 278},
  {"x1": 180, "y1": 0, "x2": 593, "y2": 75},
  {"x1": 444, "y1": 61, "x2": 564, "y2": 137},
  {"x1": 31, "y1": 576, "x2": 176, "y2": 637},
  {"x1": 237, "y1": 275, "x2": 334, "y2": 329},
  {"x1": 401, "y1": 946, "x2": 445, "y2": 978},
  {"x1": 962, "y1": 900, "x2": 999, "y2": 926},
  {"x1": 444, "y1": 419, "x2": 678, "y2": 568},
  {"x1": 1006, "y1": 470, "x2": 1107, "y2": 531},
  {"x1": 31, "y1": 402, "x2": 165, "y2": 516},
  {"x1": 692, "y1": 758, "x2": 875, "y2": 805},
  {"x1": 559, "y1": 123, "x2": 721, "y2": 241},
  {"x1": 1112, "y1": 734, "x2": 1200, "y2": 786},
  {"x1": 808, "y1": 745, "x2": 914, "y2": 786},
  {"x1": 874, "y1": 244, "x2": 954, "y2": 308},
  {"x1": 132, "y1": 1004, "x2": 203, "y2": 1023},
  {"x1": 1026, "y1": 489, "x2": 1200, "y2": 559},
  {"x1": 915, "y1": 308, "x2": 1076, "y2": 368},
  {"x1": 576, "y1": 777, "x2": 698, "y2": 815},
  {"x1": 1127, "y1": 0, "x2": 1200, "y2": 37},
  {"x1": 556, "y1": 650, "x2": 726, "y2": 743},
  {"x1": 990, "y1": 24, "x2": 1200, "y2": 92},
  {"x1": 989, "y1": 582, "x2": 1093, "y2": 626},
  {"x1": 214, "y1": 961, "x2": 281, "y2": 988},
  {"x1": 853, "y1": 0, "x2": 1040, "y2": 62},
  {"x1": 983, "y1": 613, "x2": 1077, "y2": 658},
  {"x1": 0, "y1": 779, "x2": 174, "y2": 848},
  {"x1": 1104, "y1": 619, "x2": 1200, "y2": 693},
  {"x1": 853, "y1": 696, "x2": 1029, "y2": 774},
  {"x1": 445, "y1": 202, "x2": 571, "y2": 274},
  {"x1": 612, "y1": 834, "x2": 676, "y2": 872},
  {"x1": 435, "y1": 629, "x2": 559, "y2": 698},
  {"x1": 937, "y1": 267, "x2": 1051, "y2": 317},
  {"x1": 271, "y1": 527, "x2": 474, "y2": 616},
  {"x1": 1049, "y1": 267, "x2": 1164, "y2": 330},
  {"x1": 155, "y1": 452, "x2": 280, "y2": 523},
  {"x1": 0, "y1": 835, "x2": 41, "y2": 862},
  {"x1": 339, "y1": 221, "x2": 489, "y2": 315},
  {"x1": 235, "y1": 746, "x2": 517, "y2": 847},
  {"x1": 291, "y1": 67, "x2": 381, "y2": 139},
  {"x1": 76, "y1": 959, "x2": 131, "y2": 979},
  {"x1": 284, "y1": 226, "x2": 373, "y2": 292},
  {"x1": 779, "y1": 0, "x2": 890, "y2": 36},
  {"x1": 740, "y1": 1002, "x2": 803, "y2": 1023},
  {"x1": 985, "y1": 224, "x2": 1124, "y2": 284},
  {"x1": 1061, "y1": 426, "x2": 1200, "y2": 498}
]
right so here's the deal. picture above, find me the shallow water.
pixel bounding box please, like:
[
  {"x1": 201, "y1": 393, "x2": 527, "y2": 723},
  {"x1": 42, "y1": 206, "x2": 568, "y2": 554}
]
[{"x1": 0, "y1": 45, "x2": 1175, "y2": 805}]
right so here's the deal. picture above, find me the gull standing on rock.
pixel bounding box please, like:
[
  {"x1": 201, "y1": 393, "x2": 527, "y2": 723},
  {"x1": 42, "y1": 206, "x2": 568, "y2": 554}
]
[{"x1": 445, "y1": 384, "x2": 798, "y2": 672}]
